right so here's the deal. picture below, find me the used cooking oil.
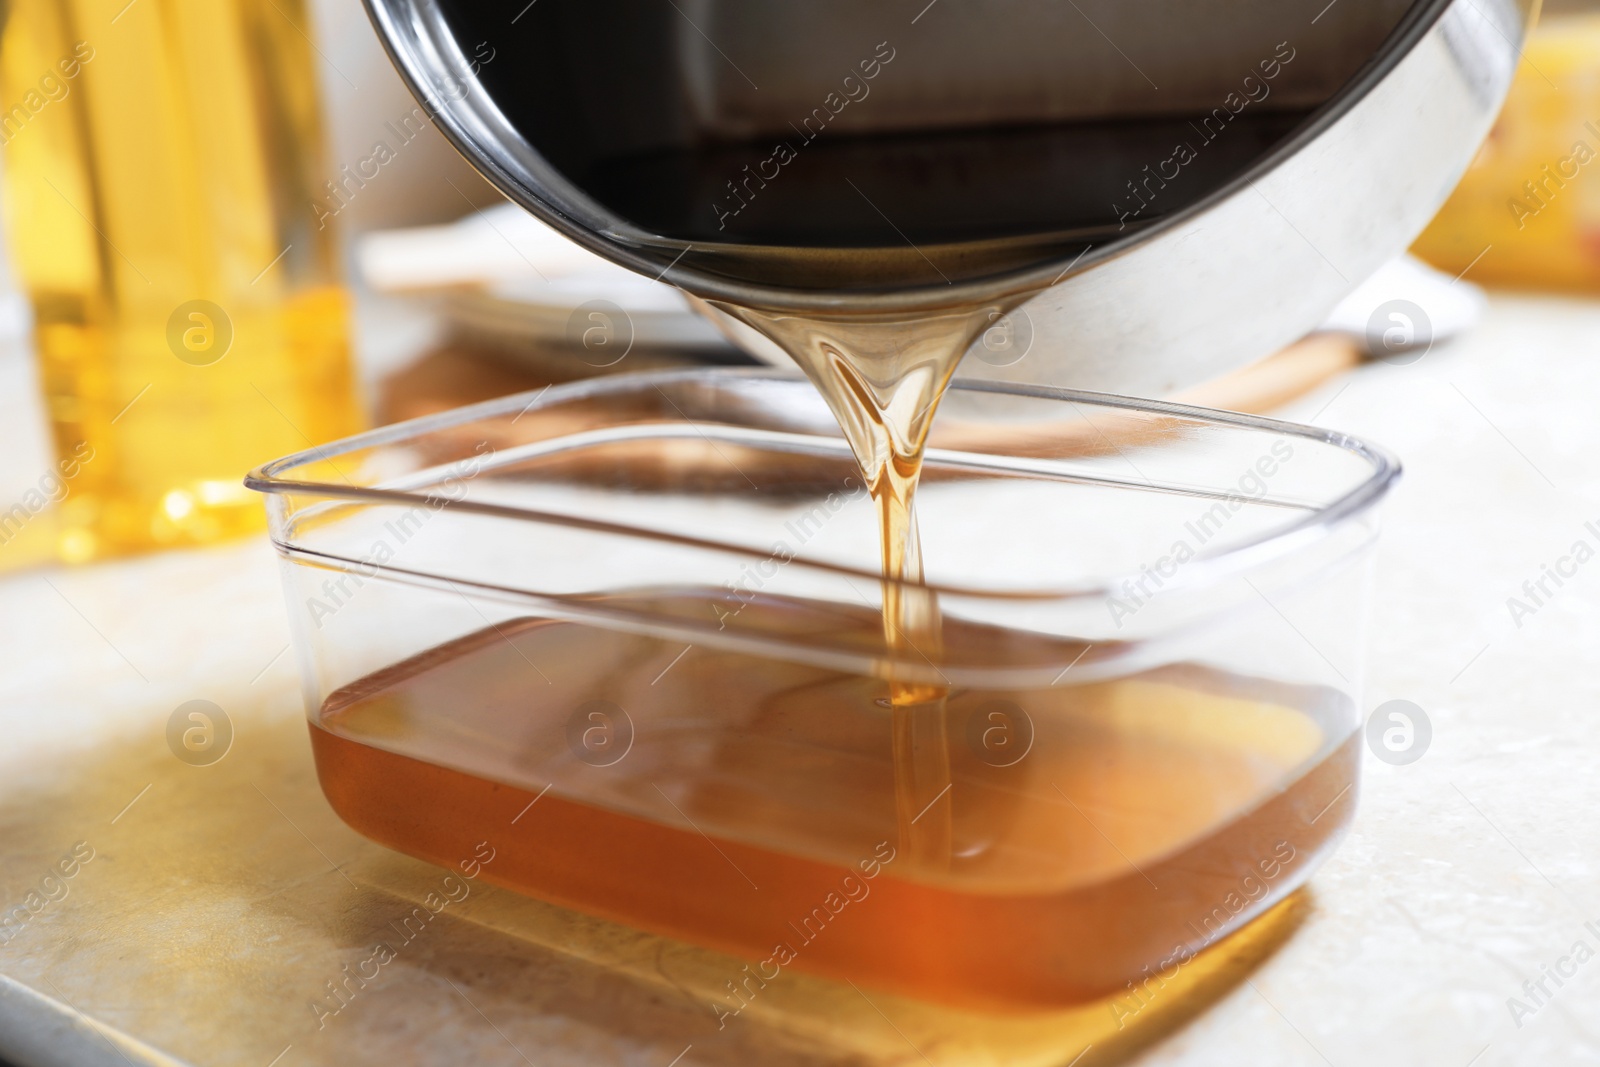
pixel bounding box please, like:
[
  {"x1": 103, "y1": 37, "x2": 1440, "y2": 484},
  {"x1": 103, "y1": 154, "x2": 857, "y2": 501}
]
[{"x1": 311, "y1": 592, "x2": 1357, "y2": 1010}]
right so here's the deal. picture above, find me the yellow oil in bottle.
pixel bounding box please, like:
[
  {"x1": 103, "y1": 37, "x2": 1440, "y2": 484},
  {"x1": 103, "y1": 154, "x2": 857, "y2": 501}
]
[{"x1": 0, "y1": 0, "x2": 360, "y2": 562}]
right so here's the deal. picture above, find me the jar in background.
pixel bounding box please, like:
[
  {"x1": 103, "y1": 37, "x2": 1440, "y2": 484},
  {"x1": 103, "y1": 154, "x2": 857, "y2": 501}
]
[
  {"x1": 0, "y1": 0, "x2": 361, "y2": 562},
  {"x1": 1412, "y1": 10, "x2": 1600, "y2": 291}
]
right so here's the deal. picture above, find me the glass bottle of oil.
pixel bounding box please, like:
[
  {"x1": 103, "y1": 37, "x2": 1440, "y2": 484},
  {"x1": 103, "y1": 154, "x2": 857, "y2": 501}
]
[{"x1": 0, "y1": 0, "x2": 361, "y2": 562}]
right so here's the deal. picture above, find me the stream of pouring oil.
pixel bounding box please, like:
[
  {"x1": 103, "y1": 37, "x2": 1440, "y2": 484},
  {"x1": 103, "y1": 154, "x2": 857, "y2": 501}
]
[{"x1": 717, "y1": 301, "x2": 1010, "y2": 873}]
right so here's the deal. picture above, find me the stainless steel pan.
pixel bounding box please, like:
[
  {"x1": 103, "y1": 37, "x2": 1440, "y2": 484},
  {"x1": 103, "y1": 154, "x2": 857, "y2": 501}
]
[{"x1": 361, "y1": 0, "x2": 1531, "y2": 394}]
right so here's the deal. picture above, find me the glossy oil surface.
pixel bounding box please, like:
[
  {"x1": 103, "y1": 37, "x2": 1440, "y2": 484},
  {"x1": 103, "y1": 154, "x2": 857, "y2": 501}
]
[{"x1": 312, "y1": 593, "x2": 1357, "y2": 1009}]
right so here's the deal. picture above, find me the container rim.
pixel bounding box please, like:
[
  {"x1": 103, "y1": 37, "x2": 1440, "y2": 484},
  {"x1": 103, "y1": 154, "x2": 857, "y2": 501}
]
[{"x1": 244, "y1": 367, "x2": 1401, "y2": 604}]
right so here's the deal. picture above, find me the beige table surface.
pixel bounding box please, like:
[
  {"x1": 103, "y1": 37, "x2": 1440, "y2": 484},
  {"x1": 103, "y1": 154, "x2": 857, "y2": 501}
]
[{"x1": 0, "y1": 293, "x2": 1597, "y2": 1067}]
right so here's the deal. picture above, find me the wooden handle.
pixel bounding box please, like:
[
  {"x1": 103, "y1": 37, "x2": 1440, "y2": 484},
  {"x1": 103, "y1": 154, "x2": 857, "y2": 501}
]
[{"x1": 1169, "y1": 332, "x2": 1365, "y2": 414}]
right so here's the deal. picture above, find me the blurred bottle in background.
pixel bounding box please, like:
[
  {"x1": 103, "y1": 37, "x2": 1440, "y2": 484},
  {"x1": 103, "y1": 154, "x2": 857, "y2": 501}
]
[
  {"x1": 0, "y1": 0, "x2": 361, "y2": 563},
  {"x1": 1412, "y1": 5, "x2": 1600, "y2": 291}
]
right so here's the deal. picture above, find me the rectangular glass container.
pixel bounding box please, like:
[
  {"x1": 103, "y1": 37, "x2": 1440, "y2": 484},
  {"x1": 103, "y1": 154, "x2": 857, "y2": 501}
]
[{"x1": 247, "y1": 368, "x2": 1397, "y2": 1012}]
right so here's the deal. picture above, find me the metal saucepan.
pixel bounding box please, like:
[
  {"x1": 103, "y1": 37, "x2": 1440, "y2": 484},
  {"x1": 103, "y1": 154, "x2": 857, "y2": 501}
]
[{"x1": 360, "y1": 0, "x2": 1530, "y2": 395}]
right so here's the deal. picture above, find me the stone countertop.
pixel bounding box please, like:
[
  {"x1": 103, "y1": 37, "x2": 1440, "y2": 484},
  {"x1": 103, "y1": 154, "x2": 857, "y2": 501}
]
[
  {"x1": 0, "y1": 294, "x2": 1595, "y2": 1067},
  {"x1": 1146, "y1": 294, "x2": 1600, "y2": 1066}
]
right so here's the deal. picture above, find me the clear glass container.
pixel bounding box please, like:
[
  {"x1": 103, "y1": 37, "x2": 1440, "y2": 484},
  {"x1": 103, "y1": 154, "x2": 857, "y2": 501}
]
[{"x1": 247, "y1": 368, "x2": 1397, "y2": 1013}]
